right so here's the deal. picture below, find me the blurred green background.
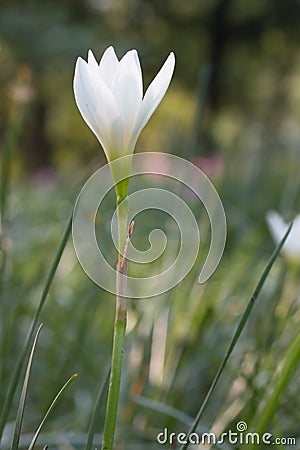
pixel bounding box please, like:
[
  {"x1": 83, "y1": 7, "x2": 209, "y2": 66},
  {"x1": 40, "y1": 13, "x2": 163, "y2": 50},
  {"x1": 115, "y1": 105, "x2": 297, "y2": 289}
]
[{"x1": 1, "y1": 0, "x2": 300, "y2": 449}]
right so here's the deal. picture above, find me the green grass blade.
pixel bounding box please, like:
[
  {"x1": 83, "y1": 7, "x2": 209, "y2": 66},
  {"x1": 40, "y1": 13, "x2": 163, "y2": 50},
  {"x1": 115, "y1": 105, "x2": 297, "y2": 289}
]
[
  {"x1": 132, "y1": 396, "x2": 233, "y2": 450},
  {"x1": 0, "y1": 105, "x2": 23, "y2": 411},
  {"x1": 10, "y1": 324, "x2": 43, "y2": 450},
  {"x1": 27, "y1": 373, "x2": 78, "y2": 450},
  {"x1": 0, "y1": 213, "x2": 73, "y2": 441},
  {"x1": 133, "y1": 395, "x2": 193, "y2": 427},
  {"x1": 243, "y1": 328, "x2": 300, "y2": 450},
  {"x1": 84, "y1": 366, "x2": 110, "y2": 450},
  {"x1": 180, "y1": 222, "x2": 293, "y2": 450}
]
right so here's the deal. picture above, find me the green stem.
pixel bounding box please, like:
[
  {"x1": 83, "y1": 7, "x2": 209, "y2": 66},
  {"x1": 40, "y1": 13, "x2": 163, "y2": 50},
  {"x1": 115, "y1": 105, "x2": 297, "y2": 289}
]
[
  {"x1": 101, "y1": 196, "x2": 129, "y2": 450},
  {"x1": 101, "y1": 297, "x2": 127, "y2": 450},
  {"x1": 116, "y1": 196, "x2": 129, "y2": 258}
]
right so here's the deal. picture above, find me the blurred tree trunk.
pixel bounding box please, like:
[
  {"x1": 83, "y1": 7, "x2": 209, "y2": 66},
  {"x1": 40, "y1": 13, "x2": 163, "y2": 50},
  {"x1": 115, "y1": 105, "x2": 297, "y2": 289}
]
[
  {"x1": 23, "y1": 95, "x2": 51, "y2": 173},
  {"x1": 199, "y1": 0, "x2": 231, "y2": 154},
  {"x1": 208, "y1": 0, "x2": 231, "y2": 110}
]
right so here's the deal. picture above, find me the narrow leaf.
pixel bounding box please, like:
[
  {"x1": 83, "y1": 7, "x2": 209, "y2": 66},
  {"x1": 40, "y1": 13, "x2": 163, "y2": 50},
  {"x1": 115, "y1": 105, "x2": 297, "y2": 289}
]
[
  {"x1": 10, "y1": 324, "x2": 43, "y2": 450},
  {"x1": 85, "y1": 366, "x2": 110, "y2": 450},
  {"x1": 27, "y1": 373, "x2": 78, "y2": 450}
]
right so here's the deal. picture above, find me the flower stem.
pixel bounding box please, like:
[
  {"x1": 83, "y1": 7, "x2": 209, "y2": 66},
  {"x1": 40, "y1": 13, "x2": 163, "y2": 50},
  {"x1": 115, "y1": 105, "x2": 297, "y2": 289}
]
[
  {"x1": 101, "y1": 293, "x2": 127, "y2": 450},
  {"x1": 101, "y1": 197, "x2": 131, "y2": 450}
]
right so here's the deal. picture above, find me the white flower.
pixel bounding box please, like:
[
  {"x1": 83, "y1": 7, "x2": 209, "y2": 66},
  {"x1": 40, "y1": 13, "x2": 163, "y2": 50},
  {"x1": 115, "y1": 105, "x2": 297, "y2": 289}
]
[
  {"x1": 266, "y1": 211, "x2": 300, "y2": 260},
  {"x1": 73, "y1": 46, "x2": 175, "y2": 162}
]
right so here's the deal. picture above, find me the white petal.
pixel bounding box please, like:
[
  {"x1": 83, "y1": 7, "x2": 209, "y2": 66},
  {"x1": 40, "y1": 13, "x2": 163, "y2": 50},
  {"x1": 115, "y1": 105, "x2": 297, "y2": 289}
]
[
  {"x1": 113, "y1": 49, "x2": 143, "y2": 151},
  {"x1": 133, "y1": 52, "x2": 175, "y2": 142},
  {"x1": 266, "y1": 211, "x2": 300, "y2": 258},
  {"x1": 87, "y1": 50, "x2": 99, "y2": 72},
  {"x1": 99, "y1": 46, "x2": 119, "y2": 88},
  {"x1": 288, "y1": 214, "x2": 300, "y2": 254},
  {"x1": 266, "y1": 211, "x2": 287, "y2": 245},
  {"x1": 73, "y1": 57, "x2": 123, "y2": 160},
  {"x1": 118, "y1": 49, "x2": 143, "y2": 96},
  {"x1": 292, "y1": 213, "x2": 300, "y2": 231}
]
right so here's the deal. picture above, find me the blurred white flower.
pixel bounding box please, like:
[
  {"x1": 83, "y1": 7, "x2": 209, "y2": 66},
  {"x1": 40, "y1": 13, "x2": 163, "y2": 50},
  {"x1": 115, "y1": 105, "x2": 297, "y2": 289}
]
[
  {"x1": 266, "y1": 211, "x2": 300, "y2": 260},
  {"x1": 73, "y1": 46, "x2": 175, "y2": 163}
]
